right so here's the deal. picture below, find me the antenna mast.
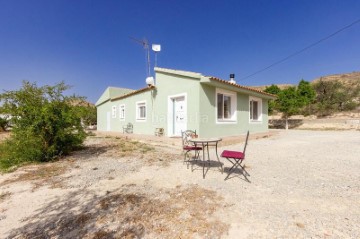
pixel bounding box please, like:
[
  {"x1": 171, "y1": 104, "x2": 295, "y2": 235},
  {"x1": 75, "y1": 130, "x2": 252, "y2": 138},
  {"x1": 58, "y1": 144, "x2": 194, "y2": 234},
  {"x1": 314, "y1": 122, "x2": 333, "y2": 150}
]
[
  {"x1": 130, "y1": 37, "x2": 161, "y2": 78},
  {"x1": 130, "y1": 37, "x2": 151, "y2": 77}
]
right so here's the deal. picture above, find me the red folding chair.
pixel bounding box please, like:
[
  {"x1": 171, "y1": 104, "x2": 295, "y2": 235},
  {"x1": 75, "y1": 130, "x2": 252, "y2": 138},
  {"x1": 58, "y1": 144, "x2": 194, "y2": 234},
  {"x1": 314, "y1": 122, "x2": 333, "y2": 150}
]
[
  {"x1": 181, "y1": 130, "x2": 202, "y2": 167},
  {"x1": 221, "y1": 131, "x2": 250, "y2": 181}
]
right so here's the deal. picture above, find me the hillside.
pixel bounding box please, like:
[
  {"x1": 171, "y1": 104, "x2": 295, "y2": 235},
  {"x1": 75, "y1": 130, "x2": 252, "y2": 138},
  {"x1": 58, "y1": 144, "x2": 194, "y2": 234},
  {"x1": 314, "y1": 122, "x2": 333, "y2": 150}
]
[
  {"x1": 312, "y1": 71, "x2": 360, "y2": 87},
  {"x1": 251, "y1": 71, "x2": 360, "y2": 90},
  {"x1": 251, "y1": 84, "x2": 294, "y2": 91}
]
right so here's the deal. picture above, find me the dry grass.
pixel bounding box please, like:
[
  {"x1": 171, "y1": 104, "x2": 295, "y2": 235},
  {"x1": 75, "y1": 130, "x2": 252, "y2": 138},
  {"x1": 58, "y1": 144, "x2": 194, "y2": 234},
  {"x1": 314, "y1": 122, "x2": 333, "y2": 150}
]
[
  {"x1": 94, "y1": 185, "x2": 228, "y2": 238},
  {"x1": 119, "y1": 139, "x2": 153, "y2": 155},
  {"x1": 0, "y1": 132, "x2": 10, "y2": 143},
  {"x1": 78, "y1": 136, "x2": 155, "y2": 158},
  {"x1": 13, "y1": 185, "x2": 229, "y2": 238},
  {"x1": 80, "y1": 136, "x2": 177, "y2": 167},
  {"x1": 0, "y1": 191, "x2": 11, "y2": 203},
  {"x1": 0, "y1": 162, "x2": 69, "y2": 189}
]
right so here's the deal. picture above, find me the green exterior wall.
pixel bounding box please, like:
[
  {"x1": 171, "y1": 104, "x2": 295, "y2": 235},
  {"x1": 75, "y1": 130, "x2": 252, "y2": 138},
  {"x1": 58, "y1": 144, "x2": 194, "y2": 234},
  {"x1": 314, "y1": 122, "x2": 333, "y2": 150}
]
[
  {"x1": 154, "y1": 72, "x2": 201, "y2": 136},
  {"x1": 96, "y1": 68, "x2": 273, "y2": 137},
  {"x1": 198, "y1": 83, "x2": 269, "y2": 137},
  {"x1": 97, "y1": 90, "x2": 156, "y2": 134}
]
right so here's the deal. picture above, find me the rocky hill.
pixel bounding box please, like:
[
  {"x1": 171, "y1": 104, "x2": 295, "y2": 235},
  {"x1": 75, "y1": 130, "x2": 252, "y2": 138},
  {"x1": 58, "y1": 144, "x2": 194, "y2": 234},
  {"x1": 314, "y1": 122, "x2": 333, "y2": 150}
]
[
  {"x1": 251, "y1": 84, "x2": 293, "y2": 91},
  {"x1": 252, "y1": 71, "x2": 360, "y2": 90},
  {"x1": 312, "y1": 71, "x2": 360, "y2": 87}
]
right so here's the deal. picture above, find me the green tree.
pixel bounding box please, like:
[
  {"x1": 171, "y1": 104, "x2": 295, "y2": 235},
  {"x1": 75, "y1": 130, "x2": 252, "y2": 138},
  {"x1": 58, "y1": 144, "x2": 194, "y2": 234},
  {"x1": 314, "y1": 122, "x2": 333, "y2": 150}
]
[
  {"x1": 277, "y1": 87, "x2": 300, "y2": 130},
  {"x1": 264, "y1": 84, "x2": 281, "y2": 114},
  {"x1": 297, "y1": 79, "x2": 316, "y2": 115},
  {"x1": 0, "y1": 81, "x2": 87, "y2": 170},
  {"x1": 75, "y1": 104, "x2": 97, "y2": 127},
  {"x1": 312, "y1": 79, "x2": 357, "y2": 116}
]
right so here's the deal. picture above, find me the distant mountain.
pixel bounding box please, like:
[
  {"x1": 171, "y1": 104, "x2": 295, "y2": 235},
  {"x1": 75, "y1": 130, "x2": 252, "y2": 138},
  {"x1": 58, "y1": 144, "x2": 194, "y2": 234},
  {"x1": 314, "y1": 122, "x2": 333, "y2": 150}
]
[
  {"x1": 251, "y1": 71, "x2": 360, "y2": 90},
  {"x1": 312, "y1": 71, "x2": 360, "y2": 87},
  {"x1": 251, "y1": 84, "x2": 294, "y2": 91},
  {"x1": 67, "y1": 98, "x2": 95, "y2": 107}
]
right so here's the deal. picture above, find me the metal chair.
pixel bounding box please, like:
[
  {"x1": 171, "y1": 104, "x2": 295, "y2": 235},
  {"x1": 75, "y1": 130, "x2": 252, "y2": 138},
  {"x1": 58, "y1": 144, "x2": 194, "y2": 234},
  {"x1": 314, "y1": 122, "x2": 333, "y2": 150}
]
[
  {"x1": 155, "y1": 127, "x2": 164, "y2": 136},
  {"x1": 122, "y1": 123, "x2": 133, "y2": 133},
  {"x1": 221, "y1": 131, "x2": 250, "y2": 181},
  {"x1": 181, "y1": 130, "x2": 202, "y2": 167}
]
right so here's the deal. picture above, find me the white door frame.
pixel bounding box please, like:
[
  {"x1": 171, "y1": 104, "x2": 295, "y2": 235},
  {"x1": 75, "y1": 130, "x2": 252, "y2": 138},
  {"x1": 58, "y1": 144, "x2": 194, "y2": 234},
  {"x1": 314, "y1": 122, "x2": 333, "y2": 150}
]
[{"x1": 167, "y1": 93, "x2": 187, "y2": 137}]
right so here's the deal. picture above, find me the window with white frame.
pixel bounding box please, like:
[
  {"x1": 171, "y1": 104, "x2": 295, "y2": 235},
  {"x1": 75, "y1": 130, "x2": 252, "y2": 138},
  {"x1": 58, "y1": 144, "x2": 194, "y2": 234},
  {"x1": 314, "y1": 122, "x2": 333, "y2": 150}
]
[
  {"x1": 119, "y1": 104, "x2": 125, "y2": 121},
  {"x1": 249, "y1": 96, "x2": 262, "y2": 122},
  {"x1": 111, "y1": 105, "x2": 117, "y2": 118},
  {"x1": 136, "y1": 101, "x2": 146, "y2": 121},
  {"x1": 216, "y1": 89, "x2": 237, "y2": 122}
]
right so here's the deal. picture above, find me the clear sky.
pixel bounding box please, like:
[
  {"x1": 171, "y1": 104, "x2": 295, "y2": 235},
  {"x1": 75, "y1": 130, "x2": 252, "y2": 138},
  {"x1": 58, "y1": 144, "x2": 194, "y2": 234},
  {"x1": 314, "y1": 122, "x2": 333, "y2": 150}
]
[{"x1": 1, "y1": 0, "x2": 359, "y2": 103}]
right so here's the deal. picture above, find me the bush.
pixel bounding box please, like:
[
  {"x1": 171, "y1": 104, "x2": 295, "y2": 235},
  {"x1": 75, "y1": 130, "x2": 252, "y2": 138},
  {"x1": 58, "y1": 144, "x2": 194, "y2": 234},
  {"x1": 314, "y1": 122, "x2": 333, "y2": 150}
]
[
  {"x1": 0, "y1": 81, "x2": 86, "y2": 171},
  {"x1": 0, "y1": 130, "x2": 43, "y2": 170},
  {"x1": 342, "y1": 101, "x2": 358, "y2": 111},
  {"x1": 312, "y1": 79, "x2": 359, "y2": 116}
]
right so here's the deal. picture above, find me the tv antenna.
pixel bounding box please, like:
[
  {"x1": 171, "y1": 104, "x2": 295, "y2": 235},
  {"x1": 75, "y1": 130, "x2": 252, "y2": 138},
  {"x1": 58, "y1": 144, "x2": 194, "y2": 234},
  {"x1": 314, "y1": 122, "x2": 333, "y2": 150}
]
[
  {"x1": 130, "y1": 37, "x2": 151, "y2": 77},
  {"x1": 130, "y1": 37, "x2": 161, "y2": 77}
]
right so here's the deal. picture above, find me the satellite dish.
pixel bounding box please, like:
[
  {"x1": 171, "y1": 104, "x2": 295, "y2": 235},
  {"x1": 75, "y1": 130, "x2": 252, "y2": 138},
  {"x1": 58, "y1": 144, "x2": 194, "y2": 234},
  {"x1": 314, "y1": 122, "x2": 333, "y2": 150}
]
[
  {"x1": 152, "y1": 44, "x2": 161, "y2": 52},
  {"x1": 146, "y1": 76, "x2": 155, "y2": 86}
]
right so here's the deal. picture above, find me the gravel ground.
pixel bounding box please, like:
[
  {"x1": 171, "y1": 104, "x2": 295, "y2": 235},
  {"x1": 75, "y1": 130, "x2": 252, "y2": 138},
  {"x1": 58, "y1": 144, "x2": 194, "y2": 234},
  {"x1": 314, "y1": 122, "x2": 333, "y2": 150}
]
[
  {"x1": 0, "y1": 130, "x2": 359, "y2": 238},
  {"x1": 217, "y1": 130, "x2": 360, "y2": 238}
]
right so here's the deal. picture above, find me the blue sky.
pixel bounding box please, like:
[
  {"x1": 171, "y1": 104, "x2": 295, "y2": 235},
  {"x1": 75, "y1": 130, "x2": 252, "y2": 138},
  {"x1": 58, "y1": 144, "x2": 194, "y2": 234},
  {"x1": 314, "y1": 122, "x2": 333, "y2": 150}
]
[{"x1": 0, "y1": 0, "x2": 359, "y2": 103}]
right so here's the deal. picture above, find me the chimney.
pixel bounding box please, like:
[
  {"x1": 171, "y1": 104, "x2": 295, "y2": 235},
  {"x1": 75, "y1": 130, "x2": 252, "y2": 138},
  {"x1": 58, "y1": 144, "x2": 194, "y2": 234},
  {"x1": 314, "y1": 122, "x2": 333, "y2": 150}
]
[{"x1": 229, "y1": 73, "x2": 236, "y2": 84}]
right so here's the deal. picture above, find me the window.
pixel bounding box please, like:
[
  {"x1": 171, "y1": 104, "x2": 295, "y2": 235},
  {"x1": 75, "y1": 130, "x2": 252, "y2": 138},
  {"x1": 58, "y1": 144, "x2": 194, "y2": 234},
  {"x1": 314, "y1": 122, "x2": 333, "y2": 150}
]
[
  {"x1": 249, "y1": 97, "x2": 262, "y2": 122},
  {"x1": 136, "y1": 101, "x2": 146, "y2": 121},
  {"x1": 119, "y1": 104, "x2": 125, "y2": 121},
  {"x1": 216, "y1": 89, "x2": 237, "y2": 123},
  {"x1": 111, "y1": 105, "x2": 117, "y2": 118}
]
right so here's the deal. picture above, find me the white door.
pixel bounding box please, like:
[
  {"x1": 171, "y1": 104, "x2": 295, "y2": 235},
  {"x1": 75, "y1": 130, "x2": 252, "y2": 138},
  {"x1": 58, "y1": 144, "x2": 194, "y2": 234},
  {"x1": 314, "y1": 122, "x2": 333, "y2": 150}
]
[
  {"x1": 173, "y1": 96, "x2": 186, "y2": 136},
  {"x1": 106, "y1": 112, "x2": 111, "y2": 131}
]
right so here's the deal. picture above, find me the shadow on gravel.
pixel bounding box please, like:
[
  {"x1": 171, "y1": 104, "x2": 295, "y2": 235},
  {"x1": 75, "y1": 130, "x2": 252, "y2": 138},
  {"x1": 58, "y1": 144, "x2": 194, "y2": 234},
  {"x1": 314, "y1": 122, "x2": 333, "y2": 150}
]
[
  {"x1": 188, "y1": 160, "x2": 224, "y2": 178},
  {"x1": 223, "y1": 167, "x2": 251, "y2": 183},
  {"x1": 8, "y1": 185, "x2": 229, "y2": 238}
]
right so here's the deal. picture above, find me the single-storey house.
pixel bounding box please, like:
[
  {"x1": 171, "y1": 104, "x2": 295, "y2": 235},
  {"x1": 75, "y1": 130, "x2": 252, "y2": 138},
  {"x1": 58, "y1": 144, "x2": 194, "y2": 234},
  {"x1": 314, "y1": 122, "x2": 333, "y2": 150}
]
[{"x1": 96, "y1": 67, "x2": 276, "y2": 137}]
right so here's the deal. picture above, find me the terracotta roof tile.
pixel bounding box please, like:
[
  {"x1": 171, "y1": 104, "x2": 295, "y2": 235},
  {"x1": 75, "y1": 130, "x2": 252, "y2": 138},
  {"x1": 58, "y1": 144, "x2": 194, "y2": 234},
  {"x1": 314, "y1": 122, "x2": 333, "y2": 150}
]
[{"x1": 208, "y1": 77, "x2": 277, "y2": 98}]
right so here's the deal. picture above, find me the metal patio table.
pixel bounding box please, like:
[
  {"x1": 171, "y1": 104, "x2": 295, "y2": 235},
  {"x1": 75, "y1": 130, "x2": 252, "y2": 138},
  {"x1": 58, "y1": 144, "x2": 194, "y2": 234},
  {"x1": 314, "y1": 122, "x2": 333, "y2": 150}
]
[{"x1": 189, "y1": 137, "x2": 223, "y2": 178}]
